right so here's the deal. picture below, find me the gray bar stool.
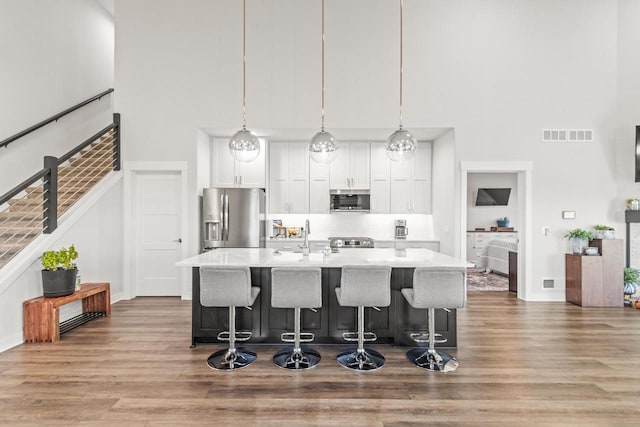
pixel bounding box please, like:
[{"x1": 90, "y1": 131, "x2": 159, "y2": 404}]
[
  {"x1": 335, "y1": 265, "x2": 392, "y2": 371},
  {"x1": 200, "y1": 266, "x2": 260, "y2": 371},
  {"x1": 271, "y1": 267, "x2": 322, "y2": 370},
  {"x1": 401, "y1": 267, "x2": 465, "y2": 372}
]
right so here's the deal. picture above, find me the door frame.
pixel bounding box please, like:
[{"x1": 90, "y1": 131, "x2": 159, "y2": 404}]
[
  {"x1": 460, "y1": 161, "x2": 533, "y2": 301},
  {"x1": 123, "y1": 161, "x2": 188, "y2": 299}
]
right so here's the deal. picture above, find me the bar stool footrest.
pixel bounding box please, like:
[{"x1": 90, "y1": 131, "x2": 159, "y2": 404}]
[
  {"x1": 216, "y1": 331, "x2": 253, "y2": 342},
  {"x1": 409, "y1": 332, "x2": 447, "y2": 344},
  {"x1": 280, "y1": 332, "x2": 315, "y2": 343},
  {"x1": 342, "y1": 331, "x2": 377, "y2": 342}
]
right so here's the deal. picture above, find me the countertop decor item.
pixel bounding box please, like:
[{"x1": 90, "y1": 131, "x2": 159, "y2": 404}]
[
  {"x1": 385, "y1": 0, "x2": 417, "y2": 162},
  {"x1": 496, "y1": 217, "x2": 510, "y2": 227},
  {"x1": 309, "y1": 0, "x2": 339, "y2": 164},
  {"x1": 594, "y1": 224, "x2": 615, "y2": 239},
  {"x1": 228, "y1": 0, "x2": 260, "y2": 163},
  {"x1": 564, "y1": 228, "x2": 593, "y2": 255},
  {"x1": 41, "y1": 245, "x2": 78, "y2": 298}
]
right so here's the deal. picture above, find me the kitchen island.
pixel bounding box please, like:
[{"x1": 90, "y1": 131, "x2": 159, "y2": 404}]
[{"x1": 177, "y1": 248, "x2": 470, "y2": 348}]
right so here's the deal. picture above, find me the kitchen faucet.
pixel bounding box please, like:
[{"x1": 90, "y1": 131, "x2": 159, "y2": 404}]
[{"x1": 302, "y1": 219, "x2": 311, "y2": 256}]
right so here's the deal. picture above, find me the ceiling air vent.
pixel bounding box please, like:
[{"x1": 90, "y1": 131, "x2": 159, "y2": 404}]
[
  {"x1": 542, "y1": 278, "x2": 555, "y2": 289},
  {"x1": 542, "y1": 129, "x2": 593, "y2": 143}
]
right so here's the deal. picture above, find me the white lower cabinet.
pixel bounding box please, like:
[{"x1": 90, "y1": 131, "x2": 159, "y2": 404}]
[{"x1": 466, "y1": 232, "x2": 517, "y2": 263}]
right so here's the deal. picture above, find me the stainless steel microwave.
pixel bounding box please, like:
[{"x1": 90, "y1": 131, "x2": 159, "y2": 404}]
[{"x1": 329, "y1": 190, "x2": 370, "y2": 213}]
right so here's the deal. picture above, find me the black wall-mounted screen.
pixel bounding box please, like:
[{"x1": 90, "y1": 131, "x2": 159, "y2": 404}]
[
  {"x1": 475, "y1": 188, "x2": 511, "y2": 206},
  {"x1": 636, "y1": 126, "x2": 640, "y2": 182}
]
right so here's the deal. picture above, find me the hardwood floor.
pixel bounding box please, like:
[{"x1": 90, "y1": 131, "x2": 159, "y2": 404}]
[{"x1": 1, "y1": 292, "x2": 639, "y2": 425}]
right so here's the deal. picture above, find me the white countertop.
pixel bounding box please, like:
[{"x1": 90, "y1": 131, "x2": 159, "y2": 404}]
[{"x1": 176, "y1": 248, "x2": 471, "y2": 269}]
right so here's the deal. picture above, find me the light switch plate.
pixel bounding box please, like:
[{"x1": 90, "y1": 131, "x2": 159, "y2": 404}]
[{"x1": 562, "y1": 211, "x2": 576, "y2": 219}]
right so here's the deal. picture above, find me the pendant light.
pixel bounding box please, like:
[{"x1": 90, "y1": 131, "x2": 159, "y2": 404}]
[
  {"x1": 229, "y1": 0, "x2": 260, "y2": 162},
  {"x1": 385, "y1": 0, "x2": 416, "y2": 162},
  {"x1": 309, "y1": 0, "x2": 339, "y2": 164}
]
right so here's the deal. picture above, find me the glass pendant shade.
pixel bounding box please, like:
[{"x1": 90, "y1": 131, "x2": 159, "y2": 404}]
[
  {"x1": 309, "y1": 129, "x2": 339, "y2": 164},
  {"x1": 229, "y1": 126, "x2": 260, "y2": 162},
  {"x1": 385, "y1": 127, "x2": 417, "y2": 162}
]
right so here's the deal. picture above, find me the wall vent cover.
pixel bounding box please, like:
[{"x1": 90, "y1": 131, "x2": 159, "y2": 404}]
[
  {"x1": 542, "y1": 278, "x2": 555, "y2": 289},
  {"x1": 542, "y1": 129, "x2": 593, "y2": 142}
]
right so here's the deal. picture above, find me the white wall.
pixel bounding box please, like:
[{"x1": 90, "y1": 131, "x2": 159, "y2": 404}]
[
  {"x1": 0, "y1": 0, "x2": 115, "y2": 195},
  {"x1": 115, "y1": 0, "x2": 620, "y2": 300},
  {"x1": 467, "y1": 173, "x2": 518, "y2": 230},
  {"x1": 0, "y1": 178, "x2": 124, "y2": 352}
]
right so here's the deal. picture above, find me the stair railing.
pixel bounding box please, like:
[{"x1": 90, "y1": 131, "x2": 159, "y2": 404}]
[{"x1": 0, "y1": 110, "x2": 120, "y2": 268}]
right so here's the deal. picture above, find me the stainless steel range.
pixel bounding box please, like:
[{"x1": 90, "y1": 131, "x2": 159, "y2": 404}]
[{"x1": 329, "y1": 237, "x2": 375, "y2": 252}]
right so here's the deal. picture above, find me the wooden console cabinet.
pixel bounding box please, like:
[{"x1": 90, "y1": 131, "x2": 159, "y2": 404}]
[
  {"x1": 23, "y1": 283, "x2": 111, "y2": 342},
  {"x1": 565, "y1": 239, "x2": 623, "y2": 307}
]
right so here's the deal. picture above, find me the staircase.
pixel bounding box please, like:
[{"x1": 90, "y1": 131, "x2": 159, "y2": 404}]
[{"x1": 0, "y1": 130, "x2": 116, "y2": 269}]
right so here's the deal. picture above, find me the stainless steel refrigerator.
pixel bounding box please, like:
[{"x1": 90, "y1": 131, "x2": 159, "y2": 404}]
[{"x1": 202, "y1": 188, "x2": 265, "y2": 250}]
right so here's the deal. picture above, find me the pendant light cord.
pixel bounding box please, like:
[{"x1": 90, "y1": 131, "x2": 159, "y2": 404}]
[
  {"x1": 399, "y1": 0, "x2": 404, "y2": 129},
  {"x1": 321, "y1": 0, "x2": 326, "y2": 132},
  {"x1": 242, "y1": 0, "x2": 247, "y2": 130}
]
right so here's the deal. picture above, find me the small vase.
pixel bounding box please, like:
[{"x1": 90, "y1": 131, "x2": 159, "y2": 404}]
[
  {"x1": 571, "y1": 238, "x2": 588, "y2": 255},
  {"x1": 624, "y1": 282, "x2": 637, "y2": 295}
]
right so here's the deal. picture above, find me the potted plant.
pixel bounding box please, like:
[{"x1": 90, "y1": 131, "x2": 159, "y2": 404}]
[
  {"x1": 593, "y1": 225, "x2": 615, "y2": 239},
  {"x1": 497, "y1": 216, "x2": 510, "y2": 227},
  {"x1": 564, "y1": 228, "x2": 593, "y2": 254},
  {"x1": 41, "y1": 245, "x2": 78, "y2": 297},
  {"x1": 624, "y1": 267, "x2": 639, "y2": 296}
]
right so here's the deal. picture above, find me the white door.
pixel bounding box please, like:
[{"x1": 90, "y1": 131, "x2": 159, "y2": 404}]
[
  {"x1": 211, "y1": 138, "x2": 237, "y2": 187},
  {"x1": 135, "y1": 172, "x2": 182, "y2": 296}
]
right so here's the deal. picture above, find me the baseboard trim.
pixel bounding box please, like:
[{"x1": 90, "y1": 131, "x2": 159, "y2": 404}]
[{"x1": 0, "y1": 332, "x2": 23, "y2": 354}]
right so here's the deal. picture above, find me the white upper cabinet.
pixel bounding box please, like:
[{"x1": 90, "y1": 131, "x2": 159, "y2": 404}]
[
  {"x1": 370, "y1": 142, "x2": 391, "y2": 213},
  {"x1": 329, "y1": 142, "x2": 370, "y2": 190},
  {"x1": 309, "y1": 154, "x2": 330, "y2": 213},
  {"x1": 268, "y1": 142, "x2": 309, "y2": 214},
  {"x1": 389, "y1": 141, "x2": 432, "y2": 214},
  {"x1": 211, "y1": 137, "x2": 266, "y2": 188}
]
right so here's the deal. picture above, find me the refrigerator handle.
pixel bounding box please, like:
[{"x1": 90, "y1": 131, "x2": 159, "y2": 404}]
[{"x1": 224, "y1": 194, "x2": 230, "y2": 240}]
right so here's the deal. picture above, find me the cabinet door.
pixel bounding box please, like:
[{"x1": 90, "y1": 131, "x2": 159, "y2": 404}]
[
  {"x1": 370, "y1": 179, "x2": 390, "y2": 213},
  {"x1": 349, "y1": 142, "x2": 370, "y2": 189},
  {"x1": 466, "y1": 234, "x2": 476, "y2": 262},
  {"x1": 288, "y1": 143, "x2": 309, "y2": 213},
  {"x1": 413, "y1": 142, "x2": 432, "y2": 181},
  {"x1": 412, "y1": 179, "x2": 431, "y2": 213},
  {"x1": 411, "y1": 142, "x2": 432, "y2": 213},
  {"x1": 211, "y1": 138, "x2": 237, "y2": 187},
  {"x1": 329, "y1": 145, "x2": 350, "y2": 189},
  {"x1": 390, "y1": 179, "x2": 411, "y2": 214},
  {"x1": 268, "y1": 142, "x2": 289, "y2": 213},
  {"x1": 370, "y1": 142, "x2": 390, "y2": 180},
  {"x1": 309, "y1": 152, "x2": 330, "y2": 213},
  {"x1": 309, "y1": 179, "x2": 330, "y2": 213},
  {"x1": 236, "y1": 137, "x2": 266, "y2": 187}
]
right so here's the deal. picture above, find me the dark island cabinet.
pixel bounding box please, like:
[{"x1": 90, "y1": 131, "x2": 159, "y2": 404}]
[{"x1": 192, "y1": 267, "x2": 457, "y2": 348}]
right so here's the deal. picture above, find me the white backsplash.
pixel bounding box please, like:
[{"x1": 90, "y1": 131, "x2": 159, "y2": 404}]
[{"x1": 267, "y1": 214, "x2": 435, "y2": 241}]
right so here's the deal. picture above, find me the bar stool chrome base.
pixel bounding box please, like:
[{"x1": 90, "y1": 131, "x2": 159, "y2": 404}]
[
  {"x1": 407, "y1": 348, "x2": 458, "y2": 372},
  {"x1": 207, "y1": 348, "x2": 257, "y2": 371},
  {"x1": 337, "y1": 348, "x2": 385, "y2": 371},
  {"x1": 273, "y1": 347, "x2": 321, "y2": 370}
]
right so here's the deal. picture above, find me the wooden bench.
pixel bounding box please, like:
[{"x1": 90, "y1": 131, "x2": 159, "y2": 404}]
[{"x1": 23, "y1": 283, "x2": 111, "y2": 343}]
